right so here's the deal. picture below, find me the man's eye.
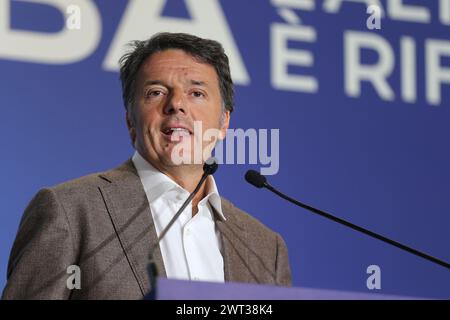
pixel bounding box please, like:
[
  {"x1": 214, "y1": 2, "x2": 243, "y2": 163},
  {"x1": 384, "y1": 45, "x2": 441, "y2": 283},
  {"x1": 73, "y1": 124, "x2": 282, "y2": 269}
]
[
  {"x1": 192, "y1": 91, "x2": 205, "y2": 98},
  {"x1": 146, "y1": 90, "x2": 163, "y2": 97}
]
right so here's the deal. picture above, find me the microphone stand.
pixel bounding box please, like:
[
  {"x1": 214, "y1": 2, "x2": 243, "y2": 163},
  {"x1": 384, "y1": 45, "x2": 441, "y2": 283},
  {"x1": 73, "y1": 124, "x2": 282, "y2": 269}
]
[
  {"x1": 245, "y1": 170, "x2": 450, "y2": 270},
  {"x1": 146, "y1": 159, "x2": 219, "y2": 298}
]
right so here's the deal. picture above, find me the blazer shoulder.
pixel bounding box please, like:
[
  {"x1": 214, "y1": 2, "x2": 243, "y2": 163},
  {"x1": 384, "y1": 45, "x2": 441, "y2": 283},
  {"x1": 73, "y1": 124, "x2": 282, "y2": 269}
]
[
  {"x1": 44, "y1": 159, "x2": 136, "y2": 206},
  {"x1": 50, "y1": 159, "x2": 134, "y2": 193}
]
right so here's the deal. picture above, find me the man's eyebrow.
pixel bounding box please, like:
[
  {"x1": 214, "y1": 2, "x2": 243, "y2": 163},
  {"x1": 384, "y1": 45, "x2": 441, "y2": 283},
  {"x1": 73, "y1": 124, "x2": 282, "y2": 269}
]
[
  {"x1": 142, "y1": 79, "x2": 208, "y2": 87},
  {"x1": 143, "y1": 80, "x2": 166, "y2": 87},
  {"x1": 190, "y1": 80, "x2": 208, "y2": 86}
]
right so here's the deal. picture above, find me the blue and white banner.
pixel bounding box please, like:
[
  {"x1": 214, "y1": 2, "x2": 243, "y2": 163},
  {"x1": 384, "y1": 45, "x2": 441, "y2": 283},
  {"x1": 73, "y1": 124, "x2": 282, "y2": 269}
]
[{"x1": 1, "y1": 0, "x2": 449, "y2": 298}]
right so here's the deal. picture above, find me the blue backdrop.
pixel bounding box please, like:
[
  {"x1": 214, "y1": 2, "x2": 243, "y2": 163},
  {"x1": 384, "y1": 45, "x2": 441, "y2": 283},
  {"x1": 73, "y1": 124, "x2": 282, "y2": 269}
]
[{"x1": 1, "y1": 0, "x2": 449, "y2": 298}]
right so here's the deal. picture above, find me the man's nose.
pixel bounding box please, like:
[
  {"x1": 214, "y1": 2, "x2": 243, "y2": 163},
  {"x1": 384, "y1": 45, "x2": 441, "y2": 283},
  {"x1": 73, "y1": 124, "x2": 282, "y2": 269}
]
[{"x1": 163, "y1": 91, "x2": 186, "y2": 115}]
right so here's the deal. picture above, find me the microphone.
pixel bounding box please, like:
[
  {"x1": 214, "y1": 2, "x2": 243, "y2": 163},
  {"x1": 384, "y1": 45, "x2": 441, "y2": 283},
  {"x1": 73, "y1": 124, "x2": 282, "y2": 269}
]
[
  {"x1": 245, "y1": 170, "x2": 268, "y2": 188},
  {"x1": 245, "y1": 170, "x2": 450, "y2": 270},
  {"x1": 146, "y1": 158, "x2": 219, "y2": 295}
]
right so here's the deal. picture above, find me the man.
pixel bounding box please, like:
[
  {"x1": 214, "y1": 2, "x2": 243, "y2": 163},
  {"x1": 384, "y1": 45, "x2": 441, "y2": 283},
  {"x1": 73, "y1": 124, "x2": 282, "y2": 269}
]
[{"x1": 2, "y1": 33, "x2": 291, "y2": 299}]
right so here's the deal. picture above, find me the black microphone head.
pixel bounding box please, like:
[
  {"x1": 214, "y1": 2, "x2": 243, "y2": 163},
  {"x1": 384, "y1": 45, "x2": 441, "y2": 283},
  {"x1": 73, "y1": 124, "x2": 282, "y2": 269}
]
[
  {"x1": 203, "y1": 157, "x2": 219, "y2": 176},
  {"x1": 245, "y1": 170, "x2": 267, "y2": 188}
]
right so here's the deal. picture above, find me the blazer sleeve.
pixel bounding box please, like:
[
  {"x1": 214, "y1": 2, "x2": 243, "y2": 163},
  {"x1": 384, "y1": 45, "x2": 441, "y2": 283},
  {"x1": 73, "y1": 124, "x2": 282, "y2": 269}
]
[
  {"x1": 2, "y1": 188, "x2": 77, "y2": 299},
  {"x1": 275, "y1": 233, "x2": 292, "y2": 286}
]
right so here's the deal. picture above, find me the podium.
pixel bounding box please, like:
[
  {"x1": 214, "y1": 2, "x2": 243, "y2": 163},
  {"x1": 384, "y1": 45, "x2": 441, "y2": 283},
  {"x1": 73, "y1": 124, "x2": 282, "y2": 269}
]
[{"x1": 150, "y1": 277, "x2": 416, "y2": 300}]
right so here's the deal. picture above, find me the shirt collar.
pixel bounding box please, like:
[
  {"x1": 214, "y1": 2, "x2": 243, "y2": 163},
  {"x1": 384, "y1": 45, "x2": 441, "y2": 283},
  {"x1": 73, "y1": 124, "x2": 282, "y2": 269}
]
[{"x1": 132, "y1": 151, "x2": 226, "y2": 221}]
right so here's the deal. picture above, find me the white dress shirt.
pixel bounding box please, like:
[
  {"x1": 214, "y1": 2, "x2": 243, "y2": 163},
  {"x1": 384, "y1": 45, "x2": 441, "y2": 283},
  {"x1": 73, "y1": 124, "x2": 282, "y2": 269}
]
[{"x1": 132, "y1": 151, "x2": 225, "y2": 282}]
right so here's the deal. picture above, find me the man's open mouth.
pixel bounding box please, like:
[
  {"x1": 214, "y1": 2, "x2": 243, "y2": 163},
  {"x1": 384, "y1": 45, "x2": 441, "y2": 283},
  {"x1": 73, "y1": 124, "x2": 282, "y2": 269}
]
[{"x1": 161, "y1": 125, "x2": 193, "y2": 140}]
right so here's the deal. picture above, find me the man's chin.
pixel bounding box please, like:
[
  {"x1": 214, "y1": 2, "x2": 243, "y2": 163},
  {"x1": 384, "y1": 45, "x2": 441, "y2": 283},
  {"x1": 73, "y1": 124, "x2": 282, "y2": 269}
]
[{"x1": 159, "y1": 151, "x2": 203, "y2": 167}]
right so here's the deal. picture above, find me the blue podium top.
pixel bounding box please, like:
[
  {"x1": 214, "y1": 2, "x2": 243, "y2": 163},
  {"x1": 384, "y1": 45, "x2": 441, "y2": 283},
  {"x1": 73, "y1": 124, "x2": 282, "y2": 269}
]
[{"x1": 153, "y1": 278, "x2": 418, "y2": 300}]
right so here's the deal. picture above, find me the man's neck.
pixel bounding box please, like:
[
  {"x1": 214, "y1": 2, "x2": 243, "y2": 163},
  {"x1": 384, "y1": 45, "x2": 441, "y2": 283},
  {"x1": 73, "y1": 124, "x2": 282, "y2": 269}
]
[{"x1": 154, "y1": 163, "x2": 209, "y2": 216}]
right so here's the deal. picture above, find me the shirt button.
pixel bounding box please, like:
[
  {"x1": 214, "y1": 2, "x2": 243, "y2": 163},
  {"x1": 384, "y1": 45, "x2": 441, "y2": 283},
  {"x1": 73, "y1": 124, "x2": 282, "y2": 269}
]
[
  {"x1": 193, "y1": 276, "x2": 199, "y2": 280},
  {"x1": 185, "y1": 228, "x2": 191, "y2": 236}
]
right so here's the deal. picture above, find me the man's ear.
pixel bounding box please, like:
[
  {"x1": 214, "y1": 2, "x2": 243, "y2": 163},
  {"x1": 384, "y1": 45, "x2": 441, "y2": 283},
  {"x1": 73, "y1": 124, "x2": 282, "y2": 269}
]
[
  {"x1": 219, "y1": 111, "x2": 230, "y2": 140},
  {"x1": 126, "y1": 111, "x2": 136, "y2": 145}
]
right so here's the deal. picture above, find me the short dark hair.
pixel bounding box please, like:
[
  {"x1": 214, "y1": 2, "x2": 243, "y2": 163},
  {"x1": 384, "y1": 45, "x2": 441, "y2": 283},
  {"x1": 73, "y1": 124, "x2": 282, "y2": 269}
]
[{"x1": 119, "y1": 32, "x2": 234, "y2": 114}]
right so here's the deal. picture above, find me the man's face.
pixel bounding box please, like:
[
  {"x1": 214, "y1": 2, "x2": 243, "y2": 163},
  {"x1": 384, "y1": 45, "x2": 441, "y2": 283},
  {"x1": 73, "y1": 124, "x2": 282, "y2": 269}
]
[{"x1": 128, "y1": 49, "x2": 230, "y2": 170}]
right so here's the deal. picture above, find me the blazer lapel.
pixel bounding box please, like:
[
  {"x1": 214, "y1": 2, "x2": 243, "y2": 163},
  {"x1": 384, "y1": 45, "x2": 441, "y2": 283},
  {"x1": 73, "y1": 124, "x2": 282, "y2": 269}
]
[
  {"x1": 98, "y1": 160, "x2": 259, "y2": 291},
  {"x1": 98, "y1": 159, "x2": 166, "y2": 296},
  {"x1": 215, "y1": 203, "x2": 253, "y2": 283}
]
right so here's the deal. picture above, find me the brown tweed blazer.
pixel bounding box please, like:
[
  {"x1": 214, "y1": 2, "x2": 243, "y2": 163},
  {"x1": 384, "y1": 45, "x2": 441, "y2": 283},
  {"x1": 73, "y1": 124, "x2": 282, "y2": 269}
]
[{"x1": 2, "y1": 159, "x2": 291, "y2": 299}]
